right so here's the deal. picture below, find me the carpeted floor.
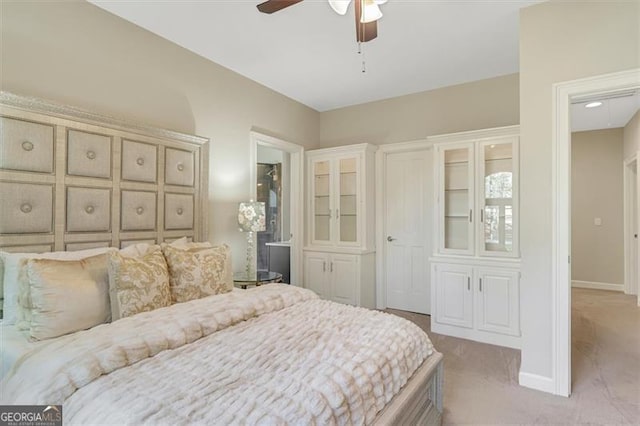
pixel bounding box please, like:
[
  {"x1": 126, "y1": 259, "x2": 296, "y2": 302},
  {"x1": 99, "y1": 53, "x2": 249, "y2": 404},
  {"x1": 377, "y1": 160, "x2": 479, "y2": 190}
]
[{"x1": 386, "y1": 288, "x2": 640, "y2": 425}]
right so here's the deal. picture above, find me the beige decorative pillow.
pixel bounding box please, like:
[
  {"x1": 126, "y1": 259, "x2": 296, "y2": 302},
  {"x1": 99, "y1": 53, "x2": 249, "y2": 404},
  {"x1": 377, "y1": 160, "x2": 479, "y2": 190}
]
[
  {"x1": 161, "y1": 244, "x2": 233, "y2": 303},
  {"x1": 108, "y1": 246, "x2": 171, "y2": 320},
  {"x1": 5, "y1": 247, "x2": 116, "y2": 328},
  {"x1": 25, "y1": 254, "x2": 111, "y2": 341}
]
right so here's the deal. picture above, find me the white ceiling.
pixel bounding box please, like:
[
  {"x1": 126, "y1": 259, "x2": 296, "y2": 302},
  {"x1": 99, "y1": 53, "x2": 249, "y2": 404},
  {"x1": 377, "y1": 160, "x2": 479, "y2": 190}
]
[
  {"x1": 90, "y1": 0, "x2": 541, "y2": 112},
  {"x1": 571, "y1": 92, "x2": 640, "y2": 132}
]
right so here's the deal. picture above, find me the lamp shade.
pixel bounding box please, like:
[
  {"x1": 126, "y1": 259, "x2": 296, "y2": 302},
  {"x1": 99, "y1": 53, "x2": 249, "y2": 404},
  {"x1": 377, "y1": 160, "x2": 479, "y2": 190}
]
[
  {"x1": 361, "y1": 0, "x2": 382, "y2": 23},
  {"x1": 238, "y1": 201, "x2": 266, "y2": 233},
  {"x1": 329, "y1": 0, "x2": 351, "y2": 15}
]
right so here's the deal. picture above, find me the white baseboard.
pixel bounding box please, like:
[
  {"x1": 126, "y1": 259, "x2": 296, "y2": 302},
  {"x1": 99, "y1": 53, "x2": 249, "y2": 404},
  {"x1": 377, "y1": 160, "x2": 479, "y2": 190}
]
[
  {"x1": 518, "y1": 371, "x2": 556, "y2": 394},
  {"x1": 571, "y1": 280, "x2": 623, "y2": 292}
]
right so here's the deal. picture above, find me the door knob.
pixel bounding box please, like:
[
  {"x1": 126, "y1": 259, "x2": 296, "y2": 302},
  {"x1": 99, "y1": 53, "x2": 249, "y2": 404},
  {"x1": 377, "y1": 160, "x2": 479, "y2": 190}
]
[{"x1": 387, "y1": 236, "x2": 396, "y2": 242}]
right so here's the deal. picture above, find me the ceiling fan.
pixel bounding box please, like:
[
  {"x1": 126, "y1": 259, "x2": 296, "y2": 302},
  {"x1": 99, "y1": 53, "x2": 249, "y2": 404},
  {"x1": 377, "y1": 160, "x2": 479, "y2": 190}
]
[{"x1": 256, "y1": 0, "x2": 387, "y2": 43}]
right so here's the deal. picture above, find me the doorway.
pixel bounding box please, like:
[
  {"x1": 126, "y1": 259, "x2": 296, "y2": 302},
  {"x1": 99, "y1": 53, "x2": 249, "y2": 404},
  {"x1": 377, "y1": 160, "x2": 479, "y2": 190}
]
[
  {"x1": 376, "y1": 141, "x2": 433, "y2": 314},
  {"x1": 249, "y1": 131, "x2": 304, "y2": 286},
  {"x1": 624, "y1": 157, "x2": 639, "y2": 299},
  {"x1": 552, "y1": 68, "x2": 640, "y2": 397}
]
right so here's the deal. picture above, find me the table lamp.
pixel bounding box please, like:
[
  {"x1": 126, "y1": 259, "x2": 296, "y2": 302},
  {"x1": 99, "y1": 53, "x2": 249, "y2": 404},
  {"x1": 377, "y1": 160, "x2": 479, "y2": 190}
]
[{"x1": 238, "y1": 201, "x2": 266, "y2": 279}]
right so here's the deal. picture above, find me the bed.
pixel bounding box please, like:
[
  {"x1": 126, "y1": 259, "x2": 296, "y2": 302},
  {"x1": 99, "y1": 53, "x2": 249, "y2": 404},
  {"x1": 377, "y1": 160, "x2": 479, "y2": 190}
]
[{"x1": 0, "y1": 92, "x2": 443, "y2": 425}]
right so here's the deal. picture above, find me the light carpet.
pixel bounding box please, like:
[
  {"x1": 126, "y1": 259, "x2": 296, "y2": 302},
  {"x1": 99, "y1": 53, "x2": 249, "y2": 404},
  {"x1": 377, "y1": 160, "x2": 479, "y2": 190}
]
[{"x1": 387, "y1": 288, "x2": 639, "y2": 425}]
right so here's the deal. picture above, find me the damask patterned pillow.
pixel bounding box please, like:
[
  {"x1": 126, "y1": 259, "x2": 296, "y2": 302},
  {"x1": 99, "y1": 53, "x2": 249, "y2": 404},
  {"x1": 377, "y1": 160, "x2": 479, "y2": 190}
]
[
  {"x1": 107, "y1": 246, "x2": 171, "y2": 320},
  {"x1": 161, "y1": 244, "x2": 233, "y2": 303}
]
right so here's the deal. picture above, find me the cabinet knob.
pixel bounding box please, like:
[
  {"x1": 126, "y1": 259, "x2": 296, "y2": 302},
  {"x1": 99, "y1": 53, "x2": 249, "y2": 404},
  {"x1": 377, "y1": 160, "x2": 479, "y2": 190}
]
[
  {"x1": 177, "y1": 163, "x2": 184, "y2": 172},
  {"x1": 21, "y1": 141, "x2": 34, "y2": 151},
  {"x1": 20, "y1": 203, "x2": 32, "y2": 213},
  {"x1": 136, "y1": 206, "x2": 144, "y2": 215},
  {"x1": 136, "y1": 157, "x2": 145, "y2": 166},
  {"x1": 85, "y1": 205, "x2": 95, "y2": 214},
  {"x1": 86, "y1": 151, "x2": 96, "y2": 160},
  {"x1": 387, "y1": 236, "x2": 396, "y2": 242}
]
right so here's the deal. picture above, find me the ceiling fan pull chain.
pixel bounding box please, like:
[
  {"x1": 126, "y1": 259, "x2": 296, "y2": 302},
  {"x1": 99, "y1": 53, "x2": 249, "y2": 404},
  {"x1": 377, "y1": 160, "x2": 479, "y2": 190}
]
[{"x1": 361, "y1": 42, "x2": 366, "y2": 73}]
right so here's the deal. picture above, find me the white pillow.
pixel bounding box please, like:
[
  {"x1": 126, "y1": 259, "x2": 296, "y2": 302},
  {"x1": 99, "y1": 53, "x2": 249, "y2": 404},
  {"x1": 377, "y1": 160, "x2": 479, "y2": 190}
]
[
  {"x1": 167, "y1": 237, "x2": 212, "y2": 249},
  {"x1": 25, "y1": 254, "x2": 111, "y2": 341},
  {"x1": 1, "y1": 247, "x2": 115, "y2": 324},
  {"x1": 119, "y1": 243, "x2": 154, "y2": 258}
]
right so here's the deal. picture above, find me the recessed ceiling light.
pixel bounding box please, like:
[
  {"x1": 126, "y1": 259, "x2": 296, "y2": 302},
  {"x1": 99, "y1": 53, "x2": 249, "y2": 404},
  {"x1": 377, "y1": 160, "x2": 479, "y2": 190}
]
[{"x1": 585, "y1": 101, "x2": 603, "y2": 108}]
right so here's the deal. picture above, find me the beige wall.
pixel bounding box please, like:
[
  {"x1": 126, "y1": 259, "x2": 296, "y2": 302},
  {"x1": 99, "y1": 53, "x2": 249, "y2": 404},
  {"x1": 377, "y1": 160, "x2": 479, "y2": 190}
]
[
  {"x1": 319, "y1": 74, "x2": 519, "y2": 147},
  {"x1": 519, "y1": 0, "x2": 639, "y2": 380},
  {"x1": 0, "y1": 1, "x2": 320, "y2": 272},
  {"x1": 571, "y1": 129, "x2": 624, "y2": 286},
  {"x1": 624, "y1": 110, "x2": 640, "y2": 160}
]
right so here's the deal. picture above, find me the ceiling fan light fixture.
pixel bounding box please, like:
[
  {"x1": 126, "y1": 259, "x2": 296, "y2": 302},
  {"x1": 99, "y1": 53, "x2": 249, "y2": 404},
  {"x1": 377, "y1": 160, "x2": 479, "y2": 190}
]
[
  {"x1": 374, "y1": 0, "x2": 387, "y2": 4},
  {"x1": 361, "y1": 0, "x2": 382, "y2": 23},
  {"x1": 329, "y1": 0, "x2": 351, "y2": 15}
]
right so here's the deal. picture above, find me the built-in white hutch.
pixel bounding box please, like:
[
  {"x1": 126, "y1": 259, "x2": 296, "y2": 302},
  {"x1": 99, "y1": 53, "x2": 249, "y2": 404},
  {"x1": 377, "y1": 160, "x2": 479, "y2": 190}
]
[
  {"x1": 303, "y1": 143, "x2": 377, "y2": 308},
  {"x1": 430, "y1": 125, "x2": 521, "y2": 348}
]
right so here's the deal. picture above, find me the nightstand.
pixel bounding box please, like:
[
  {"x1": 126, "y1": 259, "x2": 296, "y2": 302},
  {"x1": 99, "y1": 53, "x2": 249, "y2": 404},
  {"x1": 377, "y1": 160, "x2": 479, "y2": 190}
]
[{"x1": 233, "y1": 271, "x2": 283, "y2": 289}]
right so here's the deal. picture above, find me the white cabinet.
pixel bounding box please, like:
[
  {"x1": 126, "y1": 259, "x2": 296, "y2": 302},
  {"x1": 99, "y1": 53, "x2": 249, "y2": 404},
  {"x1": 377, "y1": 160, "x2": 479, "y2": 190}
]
[
  {"x1": 434, "y1": 264, "x2": 473, "y2": 328},
  {"x1": 476, "y1": 268, "x2": 520, "y2": 337},
  {"x1": 303, "y1": 251, "x2": 375, "y2": 307},
  {"x1": 435, "y1": 128, "x2": 519, "y2": 257},
  {"x1": 304, "y1": 144, "x2": 376, "y2": 308},
  {"x1": 304, "y1": 252, "x2": 330, "y2": 299},
  {"x1": 431, "y1": 262, "x2": 521, "y2": 348},
  {"x1": 307, "y1": 144, "x2": 376, "y2": 251},
  {"x1": 429, "y1": 126, "x2": 521, "y2": 348}
]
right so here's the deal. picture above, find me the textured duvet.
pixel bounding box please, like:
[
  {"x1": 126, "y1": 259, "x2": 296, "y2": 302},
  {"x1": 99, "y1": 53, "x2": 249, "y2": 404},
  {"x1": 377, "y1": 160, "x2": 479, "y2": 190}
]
[{"x1": 1, "y1": 285, "x2": 433, "y2": 425}]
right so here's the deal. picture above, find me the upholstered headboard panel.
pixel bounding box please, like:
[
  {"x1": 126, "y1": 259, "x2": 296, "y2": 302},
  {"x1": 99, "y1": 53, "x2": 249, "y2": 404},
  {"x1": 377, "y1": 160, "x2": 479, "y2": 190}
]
[{"x1": 0, "y1": 92, "x2": 209, "y2": 253}]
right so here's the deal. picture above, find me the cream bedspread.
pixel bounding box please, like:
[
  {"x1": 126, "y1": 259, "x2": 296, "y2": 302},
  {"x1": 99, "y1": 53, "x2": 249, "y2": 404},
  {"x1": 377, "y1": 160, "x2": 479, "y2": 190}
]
[{"x1": 1, "y1": 284, "x2": 433, "y2": 425}]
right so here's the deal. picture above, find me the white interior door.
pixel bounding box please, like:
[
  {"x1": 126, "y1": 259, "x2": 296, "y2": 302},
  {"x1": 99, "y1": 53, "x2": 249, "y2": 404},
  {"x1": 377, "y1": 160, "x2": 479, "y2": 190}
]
[{"x1": 384, "y1": 149, "x2": 432, "y2": 314}]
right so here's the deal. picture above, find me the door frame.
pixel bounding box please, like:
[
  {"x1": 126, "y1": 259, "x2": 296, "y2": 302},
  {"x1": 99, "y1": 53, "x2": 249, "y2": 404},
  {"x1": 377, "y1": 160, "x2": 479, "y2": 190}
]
[
  {"x1": 375, "y1": 139, "x2": 434, "y2": 309},
  {"x1": 551, "y1": 68, "x2": 640, "y2": 397},
  {"x1": 249, "y1": 130, "x2": 304, "y2": 286},
  {"x1": 624, "y1": 154, "x2": 639, "y2": 297}
]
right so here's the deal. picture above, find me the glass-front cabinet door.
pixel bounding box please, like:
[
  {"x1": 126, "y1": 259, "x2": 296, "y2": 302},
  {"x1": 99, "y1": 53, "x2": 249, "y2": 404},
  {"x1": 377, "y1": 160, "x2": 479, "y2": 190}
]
[
  {"x1": 479, "y1": 137, "x2": 518, "y2": 256},
  {"x1": 312, "y1": 159, "x2": 331, "y2": 244},
  {"x1": 309, "y1": 155, "x2": 362, "y2": 247},
  {"x1": 337, "y1": 157, "x2": 358, "y2": 244},
  {"x1": 440, "y1": 144, "x2": 474, "y2": 254}
]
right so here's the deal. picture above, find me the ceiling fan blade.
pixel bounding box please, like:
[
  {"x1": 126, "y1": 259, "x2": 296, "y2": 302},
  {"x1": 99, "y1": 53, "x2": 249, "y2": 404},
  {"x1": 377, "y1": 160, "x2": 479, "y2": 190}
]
[
  {"x1": 354, "y1": 0, "x2": 378, "y2": 42},
  {"x1": 256, "y1": 0, "x2": 304, "y2": 14}
]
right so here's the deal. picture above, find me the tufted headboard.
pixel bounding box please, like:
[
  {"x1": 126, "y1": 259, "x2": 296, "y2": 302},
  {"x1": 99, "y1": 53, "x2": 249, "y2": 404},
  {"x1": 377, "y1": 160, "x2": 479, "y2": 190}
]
[{"x1": 0, "y1": 92, "x2": 209, "y2": 253}]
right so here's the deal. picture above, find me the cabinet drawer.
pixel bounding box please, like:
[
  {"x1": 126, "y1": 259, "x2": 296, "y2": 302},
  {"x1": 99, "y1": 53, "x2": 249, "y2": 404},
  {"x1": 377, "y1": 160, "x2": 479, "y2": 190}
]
[
  {"x1": 121, "y1": 190, "x2": 157, "y2": 231},
  {"x1": 67, "y1": 129, "x2": 112, "y2": 179},
  {"x1": 0, "y1": 182, "x2": 54, "y2": 234},
  {"x1": 0, "y1": 116, "x2": 54, "y2": 173},
  {"x1": 122, "y1": 139, "x2": 157, "y2": 183},
  {"x1": 165, "y1": 148, "x2": 194, "y2": 186},
  {"x1": 66, "y1": 187, "x2": 111, "y2": 232},
  {"x1": 164, "y1": 193, "x2": 194, "y2": 230}
]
